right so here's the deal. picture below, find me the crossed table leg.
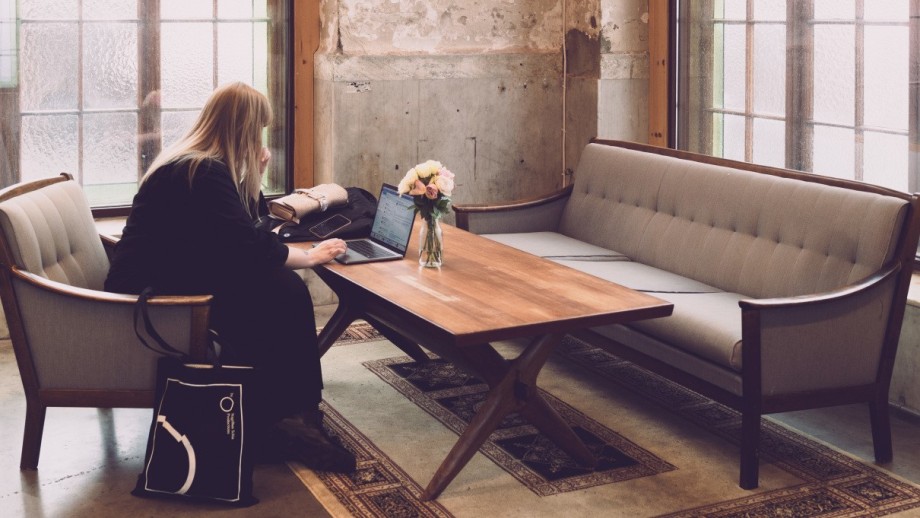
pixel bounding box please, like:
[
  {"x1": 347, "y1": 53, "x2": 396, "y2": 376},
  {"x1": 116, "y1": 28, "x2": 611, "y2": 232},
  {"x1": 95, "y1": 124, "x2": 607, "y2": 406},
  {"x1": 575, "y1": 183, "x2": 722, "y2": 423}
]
[{"x1": 317, "y1": 308, "x2": 597, "y2": 500}]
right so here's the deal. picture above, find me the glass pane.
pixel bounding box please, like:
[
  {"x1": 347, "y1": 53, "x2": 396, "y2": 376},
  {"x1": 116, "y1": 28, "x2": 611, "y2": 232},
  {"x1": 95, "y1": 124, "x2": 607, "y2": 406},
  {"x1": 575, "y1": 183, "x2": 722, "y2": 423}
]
[
  {"x1": 20, "y1": 0, "x2": 77, "y2": 20},
  {"x1": 814, "y1": 0, "x2": 855, "y2": 20},
  {"x1": 253, "y1": 1, "x2": 267, "y2": 19},
  {"x1": 813, "y1": 25, "x2": 854, "y2": 126},
  {"x1": 0, "y1": 55, "x2": 12, "y2": 85},
  {"x1": 752, "y1": 117, "x2": 784, "y2": 167},
  {"x1": 20, "y1": 114, "x2": 78, "y2": 182},
  {"x1": 753, "y1": 0, "x2": 785, "y2": 22},
  {"x1": 82, "y1": 112, "x2": 138, "y2": 186},
  {"x1": 863, "y1": 132, "x2": 908, "y2": 191},
  {"x1": 219, "y1": 0, "x2": 254, "y2": 20},
  {"x1": 864, "y1": 26, "x2": 908, "y2": 131},
  {"x1": 253, "y1": 21, "x2": 268, "y2": 93},
  {"x1": 161, "y1": 110, "x2": 199, "y2": 150},
  {"x1": 161, "y1": 22, "x2": 214, "y2": 108},
  {"x1": 83, "y1": 23, "x2": 138, "y2": 110},
  {"x1": 218, "y1": 22, "x2": 254, "y2": 86},
  {"x1": 864, "y1": 0, "x2": 909, "y2": 21},
  {"x1": 720, "y1": 113, "x2": 746, "y2": 161},
  {"x1": 20, "y1": 22, "x2": 78, "y2": 111},
  {"x1": 719, "y1": 0, "x2": 745, "y2": 20},
  {"x1": 813, "y1": 125, "x2": 855, "y2": 179},
  {"x1": 0, "y1": 4, "x2": 14, "y2": 86},
  {"x1": 722, "y1": 24, "x2": 745, "y2": 111},
  {"x1": 161, "y1": 0, "x2": 212, "y2": 20},
  {"x1": 753, "y1": 24, "x2": 785, "y2": 116},
  {"x1": 83, "y1": 0, "x2": 137, "y2": 20}
]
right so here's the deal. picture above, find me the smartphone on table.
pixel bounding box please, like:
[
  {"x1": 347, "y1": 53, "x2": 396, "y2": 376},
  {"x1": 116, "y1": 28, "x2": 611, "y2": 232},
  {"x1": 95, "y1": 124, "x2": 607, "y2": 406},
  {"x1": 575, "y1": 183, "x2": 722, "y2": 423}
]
[{"x1": 309, "y1": 214, "x2": 351, "y2": 239}]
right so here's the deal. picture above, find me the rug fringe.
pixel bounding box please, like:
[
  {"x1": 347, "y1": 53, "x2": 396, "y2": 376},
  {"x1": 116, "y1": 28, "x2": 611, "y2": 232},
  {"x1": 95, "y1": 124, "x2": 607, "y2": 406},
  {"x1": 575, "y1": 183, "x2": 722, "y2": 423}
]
[{"x1": 287, "y1": 462, "x2": 355, "y2": 518}]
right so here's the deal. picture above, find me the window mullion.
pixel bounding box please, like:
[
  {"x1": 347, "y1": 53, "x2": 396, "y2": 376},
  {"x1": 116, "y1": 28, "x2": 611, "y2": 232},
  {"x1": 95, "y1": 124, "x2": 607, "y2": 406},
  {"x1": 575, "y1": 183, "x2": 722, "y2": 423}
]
[
  {"x1": 787, "y1": 0, "x2": 813, "y2": 172},
  {"x1": 911, "y1": 0, "x2": 920, "y2": 192},
  {"x1": 744, "y1": 0, "x2": 754, "y2": 163},
  {"x1": 855, "y1": 0, "x2": 865, "y2": 182},
  {"x1": 77, "y1": 4, "x2": 84, "y2": 185},
  {"x1": 138, "y1": 0, "x2": 161, "y2": 178}
]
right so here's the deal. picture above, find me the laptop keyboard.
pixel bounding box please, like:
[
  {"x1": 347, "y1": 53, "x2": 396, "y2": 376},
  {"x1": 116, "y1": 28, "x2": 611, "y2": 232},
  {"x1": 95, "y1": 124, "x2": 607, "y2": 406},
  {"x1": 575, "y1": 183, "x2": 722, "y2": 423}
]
[{"x1": 349, "y1": 240, "x2": 393, "y2": 258}]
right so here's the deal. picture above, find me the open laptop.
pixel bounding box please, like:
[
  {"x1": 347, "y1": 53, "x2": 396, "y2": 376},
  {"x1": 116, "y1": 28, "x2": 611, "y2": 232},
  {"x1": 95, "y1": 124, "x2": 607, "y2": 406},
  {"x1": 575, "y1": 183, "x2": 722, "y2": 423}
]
[{"x1": 334, "y1": 183, "x2": 416, "y2": 264}]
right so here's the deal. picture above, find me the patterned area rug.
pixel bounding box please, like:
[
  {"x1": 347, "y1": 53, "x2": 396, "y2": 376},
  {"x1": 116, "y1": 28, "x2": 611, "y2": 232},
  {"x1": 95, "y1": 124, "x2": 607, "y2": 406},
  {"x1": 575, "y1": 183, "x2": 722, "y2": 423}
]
[
  {"x1": 293, "y1": 323, "x2": 920, "y2": 517},
  {"x1": 558, "y1": 337, "x2": 920, "y2": 517},
  {"x1": 363, "y1": 355, "x2": 675, "y2": 496}
]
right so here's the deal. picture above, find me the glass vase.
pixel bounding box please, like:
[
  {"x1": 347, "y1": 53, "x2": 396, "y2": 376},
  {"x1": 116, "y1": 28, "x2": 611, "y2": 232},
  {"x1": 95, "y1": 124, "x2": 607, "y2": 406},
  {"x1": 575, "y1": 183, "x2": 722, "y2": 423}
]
[{"x1": 418, "y1": 217, "x2": 443, "y2": 268}]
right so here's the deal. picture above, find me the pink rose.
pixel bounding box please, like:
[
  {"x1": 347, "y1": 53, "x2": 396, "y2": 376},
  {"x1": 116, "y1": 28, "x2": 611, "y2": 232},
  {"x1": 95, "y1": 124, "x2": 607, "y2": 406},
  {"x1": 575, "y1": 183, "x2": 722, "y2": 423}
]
[
  {"x1": 425, "y1": 183, "x2": 439, "y2": 199},
  {"x1": 438, "y1": 168, "x2": 454, "y2": 180},
  {"x1": 409, "y1": 179, "x2": 427, "y2": 196}
]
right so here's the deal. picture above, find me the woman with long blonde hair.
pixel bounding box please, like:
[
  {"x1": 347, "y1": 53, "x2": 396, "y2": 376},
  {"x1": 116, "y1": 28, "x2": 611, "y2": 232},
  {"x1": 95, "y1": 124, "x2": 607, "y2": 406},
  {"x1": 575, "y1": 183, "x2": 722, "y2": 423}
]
[{"x1": 106, "y1": 82, "x2": 355, "y2": 473}]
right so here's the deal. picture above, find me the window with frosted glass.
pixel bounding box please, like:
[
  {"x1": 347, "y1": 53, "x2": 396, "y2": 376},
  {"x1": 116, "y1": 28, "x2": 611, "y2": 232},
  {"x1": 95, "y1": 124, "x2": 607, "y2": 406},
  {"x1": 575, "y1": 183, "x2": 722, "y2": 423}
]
[
  {"x1": 0, "y1": 0, "x2": 15, "y2": 87},
  {"x1": 677, "y1": 0, "x2": 918, "y2": 195},
  {"x1": 8, "y1": 0, "x2": 290, "y2": 208}
]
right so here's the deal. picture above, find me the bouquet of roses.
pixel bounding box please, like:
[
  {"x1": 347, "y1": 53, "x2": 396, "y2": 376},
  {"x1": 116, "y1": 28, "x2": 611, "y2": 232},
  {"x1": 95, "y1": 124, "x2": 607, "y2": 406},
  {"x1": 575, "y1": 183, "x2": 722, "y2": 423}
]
[{"x1": 397, "y1": 160, "x2": 455, "y2": 222}]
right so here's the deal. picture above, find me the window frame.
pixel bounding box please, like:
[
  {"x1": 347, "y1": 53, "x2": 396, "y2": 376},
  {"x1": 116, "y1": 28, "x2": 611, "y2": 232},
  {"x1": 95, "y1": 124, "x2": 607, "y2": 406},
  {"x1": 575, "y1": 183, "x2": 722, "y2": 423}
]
[
  {"x1": 4, "y1": 0, "x2": 295, "y2": 218},
  {"x1": 661, "y1": 0, "x2": 920, "y2": 263}
]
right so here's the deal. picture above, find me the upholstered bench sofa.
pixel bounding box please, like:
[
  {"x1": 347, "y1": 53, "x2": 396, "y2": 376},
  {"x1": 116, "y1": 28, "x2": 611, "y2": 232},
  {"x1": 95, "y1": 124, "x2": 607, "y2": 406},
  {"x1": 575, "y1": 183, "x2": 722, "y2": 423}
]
[{"x1": 454, "y1": 139, "x2": 920, "y2": 489}]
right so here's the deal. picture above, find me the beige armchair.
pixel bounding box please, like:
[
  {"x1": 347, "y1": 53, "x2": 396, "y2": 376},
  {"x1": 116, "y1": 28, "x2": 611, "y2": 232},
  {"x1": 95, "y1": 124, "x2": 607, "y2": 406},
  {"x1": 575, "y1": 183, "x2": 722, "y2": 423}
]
[{"x1": 0, "y1": 174, "x2": 212, "y2": 469}]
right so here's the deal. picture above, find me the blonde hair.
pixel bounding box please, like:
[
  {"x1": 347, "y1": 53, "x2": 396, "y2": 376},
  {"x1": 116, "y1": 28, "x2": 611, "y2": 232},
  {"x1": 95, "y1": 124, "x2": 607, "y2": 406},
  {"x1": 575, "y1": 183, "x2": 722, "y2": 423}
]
[{"x1": 142, "y1": 82, "x2": 272, "y2": 215}]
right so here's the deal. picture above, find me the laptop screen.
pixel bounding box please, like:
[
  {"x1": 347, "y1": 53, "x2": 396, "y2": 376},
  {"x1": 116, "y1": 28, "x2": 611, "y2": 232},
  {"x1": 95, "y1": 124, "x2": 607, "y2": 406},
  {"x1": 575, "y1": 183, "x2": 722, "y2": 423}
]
[{"x1": 369, "y1": 184, "x2": 416, "y2": 252}]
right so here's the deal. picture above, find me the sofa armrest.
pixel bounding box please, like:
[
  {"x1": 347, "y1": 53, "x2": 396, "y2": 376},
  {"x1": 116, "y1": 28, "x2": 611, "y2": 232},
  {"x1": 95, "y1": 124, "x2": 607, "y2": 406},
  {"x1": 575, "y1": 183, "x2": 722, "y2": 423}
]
[
  {"x1": 454, "y1": 185, "x2": 573, "y2": 234},
  {"x1": 8, "y1": 268, "x2": 213, "y2": 390},
  {"x1": 739, "y1": 263, "x2": 901, "y2": 397}
]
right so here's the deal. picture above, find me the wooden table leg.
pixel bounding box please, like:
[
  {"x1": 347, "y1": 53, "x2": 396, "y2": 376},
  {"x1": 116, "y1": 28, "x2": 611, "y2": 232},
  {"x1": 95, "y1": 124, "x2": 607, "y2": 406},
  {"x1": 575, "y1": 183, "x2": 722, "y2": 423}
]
[
  {"x1": 422, "y1": 333, "x2": 597, "y2": 500},
  {"x1": 364, "y1": 315, "x2": 430, "y2": 364},
  {"x1": 317, "y1": 303, "x2": 361, "y2": 357}
]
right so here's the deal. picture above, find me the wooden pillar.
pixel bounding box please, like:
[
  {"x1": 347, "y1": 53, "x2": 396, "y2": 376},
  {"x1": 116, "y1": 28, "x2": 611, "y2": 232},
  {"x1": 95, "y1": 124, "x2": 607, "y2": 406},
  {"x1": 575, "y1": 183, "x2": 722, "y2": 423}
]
[
  {"x1": 292, "y1": 1, "x2": 319, "y2": 188},
  {"x1": 648, "y1": 0, "x2": 670, "y2": 147}
]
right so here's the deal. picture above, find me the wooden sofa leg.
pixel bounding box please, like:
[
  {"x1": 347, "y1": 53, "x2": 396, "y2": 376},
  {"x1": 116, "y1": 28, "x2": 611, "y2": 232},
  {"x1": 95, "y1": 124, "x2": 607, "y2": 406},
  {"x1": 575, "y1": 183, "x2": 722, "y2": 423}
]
[
  {"x1": 739, "y1": 411, "x2": 760, "y2": 489},
  {"x1": 20, "y1": 402, "x2": 46, "y2": 470},
  {"x1": 869, "y1": 398, "x2": 893, "y2": 463}
]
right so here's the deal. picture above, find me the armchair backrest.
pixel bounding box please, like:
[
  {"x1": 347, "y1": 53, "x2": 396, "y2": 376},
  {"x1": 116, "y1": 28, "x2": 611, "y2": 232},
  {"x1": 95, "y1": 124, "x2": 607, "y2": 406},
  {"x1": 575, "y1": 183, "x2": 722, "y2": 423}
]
[{"x1": 0, "y1": 174, "x2": 110, "y2": 290}]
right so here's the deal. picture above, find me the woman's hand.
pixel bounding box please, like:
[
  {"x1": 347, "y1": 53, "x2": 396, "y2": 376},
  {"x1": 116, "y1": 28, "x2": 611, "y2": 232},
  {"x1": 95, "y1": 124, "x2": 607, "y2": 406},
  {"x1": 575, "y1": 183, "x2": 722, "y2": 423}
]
[
  {"x1": 260, "y1": 147, "x2": 272, "y2": 176},
  {"x1": 285, "y1": 238, "x2": 347, "y2": 269},
  {"x1": 309, "y1": 238, "x2": 347, "y2": 265}
]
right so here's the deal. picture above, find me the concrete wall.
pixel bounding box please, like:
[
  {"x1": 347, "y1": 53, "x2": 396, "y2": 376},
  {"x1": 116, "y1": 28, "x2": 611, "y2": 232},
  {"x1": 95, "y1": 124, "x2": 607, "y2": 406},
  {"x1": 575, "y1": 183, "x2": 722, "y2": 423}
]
[{"x1": 315, "y1": 0, "x2": 650, "y2": 218}]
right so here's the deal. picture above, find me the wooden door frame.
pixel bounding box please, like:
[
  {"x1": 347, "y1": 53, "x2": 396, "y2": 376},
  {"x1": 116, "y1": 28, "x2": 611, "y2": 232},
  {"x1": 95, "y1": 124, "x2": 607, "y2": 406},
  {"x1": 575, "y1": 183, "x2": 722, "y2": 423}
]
[
  {"x1": 648, "y1": 0, "x2": 672, "y2": 148},
  {"x1": 292, "y1": 1, "x2": 319, "y2": 188}
]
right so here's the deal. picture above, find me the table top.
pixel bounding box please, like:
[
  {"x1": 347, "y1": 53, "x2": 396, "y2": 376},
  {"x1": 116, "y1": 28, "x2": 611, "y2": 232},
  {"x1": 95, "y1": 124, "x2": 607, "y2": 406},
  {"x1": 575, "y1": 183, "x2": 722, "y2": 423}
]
[{"x1": 293, "y1": 224, "x2": 673, "y2": 347}]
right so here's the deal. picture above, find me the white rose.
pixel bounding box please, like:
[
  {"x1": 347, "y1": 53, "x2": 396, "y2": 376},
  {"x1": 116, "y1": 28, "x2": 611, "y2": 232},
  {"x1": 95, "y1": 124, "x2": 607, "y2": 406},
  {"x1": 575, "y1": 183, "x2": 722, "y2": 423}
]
[
  {"x1": 434, "y1": 175, "x2": 454, "y2": 196},
  {"x1": 398, "y1": 168, "x2": 419, "y2": 194}
]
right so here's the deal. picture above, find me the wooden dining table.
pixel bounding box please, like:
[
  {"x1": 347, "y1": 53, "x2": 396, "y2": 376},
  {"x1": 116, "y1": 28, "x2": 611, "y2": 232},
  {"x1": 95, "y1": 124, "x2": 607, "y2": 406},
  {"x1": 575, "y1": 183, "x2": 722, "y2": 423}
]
[{"x1": 292, "y1": 223, "x2": 673, "y2": 500}]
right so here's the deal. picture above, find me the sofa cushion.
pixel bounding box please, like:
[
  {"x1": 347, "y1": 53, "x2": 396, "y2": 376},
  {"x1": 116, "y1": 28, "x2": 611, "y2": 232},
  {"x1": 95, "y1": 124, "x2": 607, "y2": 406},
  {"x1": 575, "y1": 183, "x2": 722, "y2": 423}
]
[
  {"x1": 552, "y1": 258, "x2": 743, "y2": 371},
  {"x1": 627, "y1": 291, "x2": 745, "y2": 372},
  {"x1": 484, "y1": 232, "x2": 627, "y2": 261},
  {"x1": 553, "y1": 259, "x2": 720, "y2": 294},
  {"x1": 559, "y1": 143, "x2": 909, "y2": 299}
]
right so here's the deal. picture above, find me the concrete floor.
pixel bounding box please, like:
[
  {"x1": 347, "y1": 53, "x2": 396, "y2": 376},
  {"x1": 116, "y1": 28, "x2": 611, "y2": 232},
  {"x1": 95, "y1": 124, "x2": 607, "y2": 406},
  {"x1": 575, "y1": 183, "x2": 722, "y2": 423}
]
[{"x1": 2, "y1": 304, "x2": 920, "y2": 517}]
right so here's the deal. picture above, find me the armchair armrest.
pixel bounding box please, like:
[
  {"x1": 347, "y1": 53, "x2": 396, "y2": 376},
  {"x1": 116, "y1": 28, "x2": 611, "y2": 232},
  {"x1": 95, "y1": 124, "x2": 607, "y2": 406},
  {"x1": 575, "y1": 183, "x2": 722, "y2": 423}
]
[
  {"x1": 454, "y1": 185, "x2": 573, "y2": 234},
  {"x1": 739, "y1": 263, "x2": 901, "y2": 397},
  {"x1": 8, "y1": 267, "x2": 213, "y2": 391}
]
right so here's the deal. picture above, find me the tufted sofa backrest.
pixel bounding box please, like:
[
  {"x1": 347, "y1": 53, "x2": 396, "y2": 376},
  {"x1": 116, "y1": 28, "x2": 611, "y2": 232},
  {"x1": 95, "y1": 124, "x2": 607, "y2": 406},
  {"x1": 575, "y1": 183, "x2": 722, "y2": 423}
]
[
  {"x1": 559, "y1": 143, "x2": 909, "y2": 298},
  {"x1": 0, "y1": 177, "x2": 110, "y2": 290}
]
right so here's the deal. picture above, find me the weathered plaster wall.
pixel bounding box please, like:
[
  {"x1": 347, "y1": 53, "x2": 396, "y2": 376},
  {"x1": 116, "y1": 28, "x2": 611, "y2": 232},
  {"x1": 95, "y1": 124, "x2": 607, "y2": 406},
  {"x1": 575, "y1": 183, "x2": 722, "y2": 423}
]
[
  {"x1": 315, "y1": 0, "x2": 649, "y2": 211},
  {"x1": 598, "y1": 0, "x2": 649, "y2": 143}
]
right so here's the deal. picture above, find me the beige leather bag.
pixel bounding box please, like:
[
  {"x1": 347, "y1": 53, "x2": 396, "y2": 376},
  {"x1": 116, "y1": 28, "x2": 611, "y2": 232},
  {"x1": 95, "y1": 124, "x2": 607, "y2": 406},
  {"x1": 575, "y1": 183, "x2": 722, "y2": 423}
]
[{"x1": 268, "y1": 184, "x2": 348, "y2": 224}]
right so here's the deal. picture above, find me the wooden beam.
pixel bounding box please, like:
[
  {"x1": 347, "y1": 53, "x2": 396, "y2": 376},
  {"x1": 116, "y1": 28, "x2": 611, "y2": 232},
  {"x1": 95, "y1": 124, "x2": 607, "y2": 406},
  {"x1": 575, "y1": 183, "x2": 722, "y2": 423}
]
[
  {"x1": 648, "y1": 0, "x2": 669, "y2": 147},
  {"x1": 292, "y1": 1, "x2": 319, "y2": 188}
]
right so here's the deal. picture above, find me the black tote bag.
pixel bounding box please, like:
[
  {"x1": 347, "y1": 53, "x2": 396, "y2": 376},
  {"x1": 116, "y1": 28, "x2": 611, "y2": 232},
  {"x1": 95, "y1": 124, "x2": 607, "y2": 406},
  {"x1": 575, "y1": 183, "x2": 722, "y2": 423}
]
[{"x1": 132, "y1": 288, "x2": 259, "y2": 507}]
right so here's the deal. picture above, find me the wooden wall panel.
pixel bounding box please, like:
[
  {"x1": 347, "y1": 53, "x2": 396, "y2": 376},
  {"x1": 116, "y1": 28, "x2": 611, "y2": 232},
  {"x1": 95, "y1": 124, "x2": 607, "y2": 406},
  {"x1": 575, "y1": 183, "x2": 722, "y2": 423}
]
[
  {"x1": 648, "y1": 0, "x2": 669, "y2": 147},
  {"x1": 293, "y1": 1, "x2": 319, "y2": 188}
]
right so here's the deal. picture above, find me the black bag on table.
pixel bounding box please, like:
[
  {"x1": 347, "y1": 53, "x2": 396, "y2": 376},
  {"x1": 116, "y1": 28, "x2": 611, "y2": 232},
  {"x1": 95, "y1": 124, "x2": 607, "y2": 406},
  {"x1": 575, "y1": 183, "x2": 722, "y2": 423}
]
[
  {"x1": 275, "y1": 186, "x2": 377, "y2": 242},
  {"x1": 132, "y1": 288, "x2": 259, "y2": 507}
]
